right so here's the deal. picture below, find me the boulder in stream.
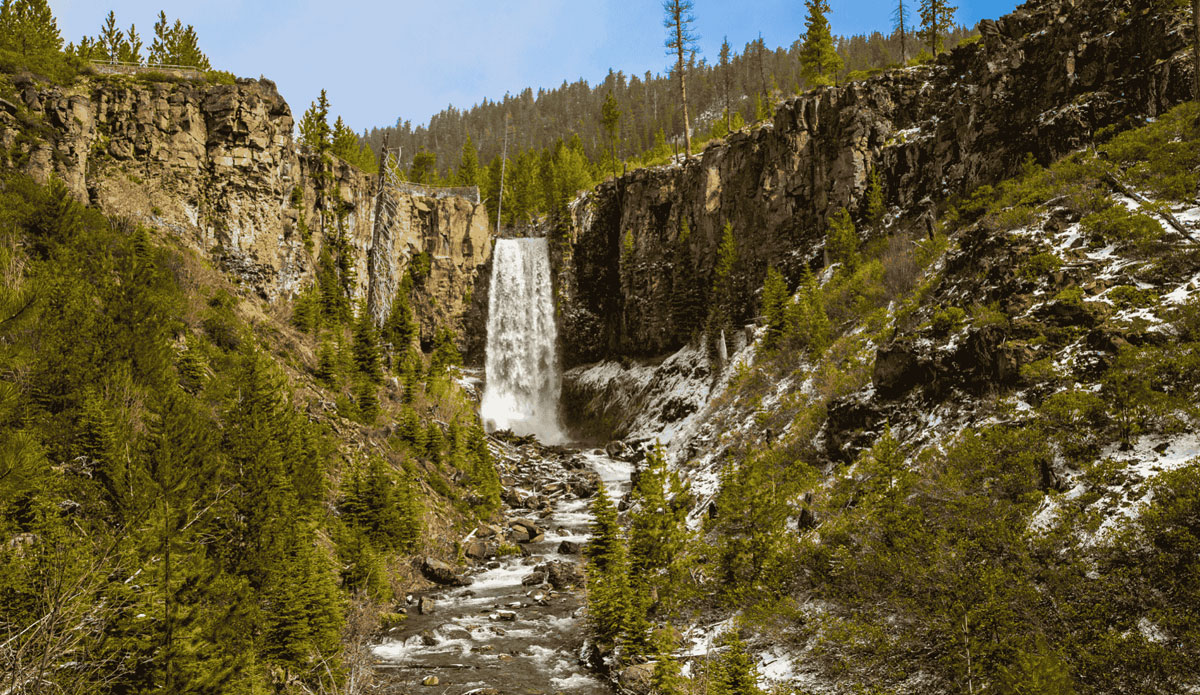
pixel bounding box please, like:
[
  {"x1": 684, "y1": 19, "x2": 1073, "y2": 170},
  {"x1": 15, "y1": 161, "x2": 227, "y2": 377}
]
[
  {"x1": 420, "y1": 557, "x2": 472, "y2": 586},
  {"x1": 557, "y1": 540, "x2": 581, "y2": 554}
]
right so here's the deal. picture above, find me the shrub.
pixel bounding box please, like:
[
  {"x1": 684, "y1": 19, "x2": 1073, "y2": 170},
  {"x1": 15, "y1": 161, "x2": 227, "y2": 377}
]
[
  {"x1": 929, "y1": 306, "x2": 966, "y2": 335},
  {"x1": 1020, "y1": 252, "x2": 1062, "y2": 282},
  {"x1": 1080, "y1": 203, "x2": 1163, "y2": 251}
]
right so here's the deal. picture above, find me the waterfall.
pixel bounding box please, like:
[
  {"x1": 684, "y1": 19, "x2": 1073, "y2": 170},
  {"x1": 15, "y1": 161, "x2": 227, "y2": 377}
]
[{"x1": 480, "y1": 238, "x2": 566, "y2": 444}]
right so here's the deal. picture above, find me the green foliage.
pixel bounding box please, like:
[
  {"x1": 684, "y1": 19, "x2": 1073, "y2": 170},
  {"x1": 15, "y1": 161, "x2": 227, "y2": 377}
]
[
  {"x1": 799, "y1": 0, "x2": 842, "y2": 88},
  {"x1": 0, "y1": 174, "x2": 367, "y2": 692},
  {"x1": 1099, "y1": 102, "x2": 1200, "y2": 201},
  {"x1": 601, "y1": 90, "x2": 622, "y2": 176},
  {"x1": 299, "y1": 89, "x2": 331, "y2": 154},
  {"x1": 825, "y1": 207, "x2": 860, "y2": 271},
  {"x1": 0, "y1": 0, "x2": 61, "y2": 59},
  {"x1": 147, "y1": 11, "x2": 209, "y2": 68},
  {"x1": 928, "y1": 305, "x2": 965, "y2": 335},
  {"x1": 585, "y1": 483, "x2": 631, "y2": 647},
  {"x1": 429, "y1": 326, "x2": 461, "y2": 376},
  {"x1": 352, "y1": 302, "x2": 382, "y2": 383},
  {"x1": 455, "y1": 135, "x2": 480, "y2": 186},
  {"x1": 760, "y1": 266, "x2": 789, "y2": 349},
  {"x1": 1080, "y1": 202, "x2": 1164, "y2": 254},
  {"x1": 708, "y1": 631, "x2": 764, "y2": 695},
  {"x1": 708, "y1": 221, "x2": 739, "y2": 335},
  {"x1": 628, "y1": 443, "x2": 694, "y2": 617},
  {"x1": 331, "y1": 115, "x2": 377, "y2": 173},
  {"x1": 865, "y1": 167, "x2": 885, "y2": 225},
  {"x1": 342, "y1": 456, "x2": 421, "y2": 553},
  {"x1": 918, "y1": 0, "x2": 957, "y2": 55},
  {"x1": 1019, "y1": 251, "x2": 1062, "y2": 281}
]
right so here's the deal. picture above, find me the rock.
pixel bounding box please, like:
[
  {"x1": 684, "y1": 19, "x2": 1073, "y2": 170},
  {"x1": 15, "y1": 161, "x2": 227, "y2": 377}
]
[
  {"x1": 535, "y1": 561, "x2": 583, "y2": 590},
  {"x1": 509, "y1": 518, "x2": 543, "y2": 543},
  {"x1": 618, "y1": 662, "x2": 656, "y2": 694},
  {"x1": 558, "y1": 540, "x2": 581, "y2": 554},
  {"x1": 436, "y1": 624, "x2": 472, "y2": 641},
  {"x1": 420, "y1": 557, "x2": 472, "y2": 587},
  {"x1": 464, "y1": 540, "x2": 491, "y2": 560},
  {"x1": 874, "y1": 340, "x2": 933, "y2": 399},
  {"x1": 417, "y1": 596, "x2": 436, "y2": 615},
  {"x1": 521, "y1": 571, "x2": 547, "y2": 586},
  {"x1": 419, "y1": 630, "x2": 437, "y2": 646},
  {"x1": 421, "y1": 675, "x2": 439, "y2": 686},
  {"x1": 495, "y1": 610, "x2": 517, "y2": 621}
]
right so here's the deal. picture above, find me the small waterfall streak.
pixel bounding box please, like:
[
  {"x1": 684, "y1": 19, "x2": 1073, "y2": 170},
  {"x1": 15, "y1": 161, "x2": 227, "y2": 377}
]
[{"x1": 480, "y1": 238, "x2": 566, "y2": 444}]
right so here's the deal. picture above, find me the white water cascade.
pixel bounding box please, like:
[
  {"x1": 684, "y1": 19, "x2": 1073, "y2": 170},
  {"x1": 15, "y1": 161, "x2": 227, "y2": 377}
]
[{"x1": 480, "y1": 237, "x2": 566, "y2": 444}]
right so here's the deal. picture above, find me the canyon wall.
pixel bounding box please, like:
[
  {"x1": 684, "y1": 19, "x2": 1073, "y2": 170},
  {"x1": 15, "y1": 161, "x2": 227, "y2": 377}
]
[
  {"x1": 558, "y1": 0, "x2": 1195, "y2": 366},
  {"x1": 0, "y1": 72, "x2": 492, "y2": 353}
]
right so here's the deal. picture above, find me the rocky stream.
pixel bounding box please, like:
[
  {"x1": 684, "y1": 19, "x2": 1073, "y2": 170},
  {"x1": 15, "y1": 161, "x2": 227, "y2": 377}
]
[{"x1": 374, "y1": 443, "x2": 633, "y2": 694}]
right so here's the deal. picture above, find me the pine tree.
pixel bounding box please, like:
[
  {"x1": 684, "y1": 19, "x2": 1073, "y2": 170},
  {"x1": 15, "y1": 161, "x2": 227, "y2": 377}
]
[
  {"x1": 663, "y1": 0, "x2": 698, "y2": 158},
  {"x1": 628, "y1": 443, "x2": 692, "y2": 614},
  {"x1": 719, "y1": 37, "x2": 733, "y2": 132},
  {"x1": 149, "y1": 10, "x2": 170, "y2": 64},
  {"x1": 353, "y1": 377, "x2": 379, "y2": 423},
  {"x1": 709, "y1": 631, "x2": 763, "y2": 695},
  {"x1": 919, "y1": 0, "x2": 958, "y2": 56},
  {"x1": 0, "y1": 0, "x2": 62, "y2": 58},
  {"x1": 383, "y1": 287, "x2": 417, "y2": 353},
  {"x1": 866, "y1": 167, "x2": 885, "y2": 225},
  {"x1": 894, "y1": 0, "x2": 911, "y2": 64},
  {"x1": 168, "y1": 20, "x2": 209, "y2": 69},
  {"x1": 584, "y1": 484, "x2": 632, "y2": 646},
  {"x1": 799, "y1": 0, "x2": 842, "y2": 88},
  {"x1": 98, "y1": 10, "x2": 123, "y2": 62},
  {"x1": 119, "y1": 23, "x2": 142, "y2": 64},
  {"x1": 760, "y1": 266, "x2": 789, "y2": 349},
  {"x1": 352, "y1": 303, "x2": 382, "y2": 383},
  {"x1": 456, "y1": 136, "x2": 481, "y2": 187},
  {"x1": 708, "y1": 221, "x2": 739, "y2": 338},
  {"x1": 300, "y1": 90, "x2": 331, "y2": 154},
  {"x1": 409, "y1": 149, "x2": 438, "y2": 185},
  {"x1": 601, "y1": 91, "x2": 622, "y2": 177},
  {"x1": 429, "y1": 327, "x2": 461, "y2": 376},
  {"x1": 825, "y1": 207, "x2": 859, "y2": 271}
]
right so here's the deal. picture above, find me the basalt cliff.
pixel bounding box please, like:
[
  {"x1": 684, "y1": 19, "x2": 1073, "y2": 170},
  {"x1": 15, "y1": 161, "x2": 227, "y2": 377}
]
[{"x1": 0, "y1": 73, "x2": 492, "y2": 350}]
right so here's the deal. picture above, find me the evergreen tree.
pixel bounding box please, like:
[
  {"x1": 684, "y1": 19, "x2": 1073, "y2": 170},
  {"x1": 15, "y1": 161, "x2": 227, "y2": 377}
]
[
  {"x1": 601, "y1": 91, "x2": 622, "y2": 177},
  {"x1": 919, "y1": 0, "x2": 958, "y2": 55},
  {"x1": 719, "y1": 37, "x2": 733, "y2": 131},
  {"x1": 708, "y1": 221, "x2": 739, "y2": 338},
  {"x1": 383, "y1": 285, "x2": 417, "y2": 352},
  {"x1": 456, "y1": 135, "x2": 481, "y2": 187},
  {"x1": 353, "y1": 376, "x2": 379, "y2": 423},
  {"x1": 98, "y1": 10, "x2": 123, "y2": 61},
  {"x1": 709, "y1": 631, "x2": 763, "y2": 695},
  {"x1": 409, "y1": 149, "x2": 438, "y2": 185},
  {"x1": 119, "y1": 23, "x2": 142, "y2": 64},
  {"x1": 0, "y1": 0, "x2": 62, "y2": 58},
  {"x1": 866, "y1": 167, "x2": 885, "y2": 225},
  {"x1": 894, "y1": 0, "x2": 911, "y2": 63},
  {"x1": 628, "y1": 443, "x2": 692, "y2": 615},
  {"x1": 799, "y1": 0, "x2": 842, "y2": 88},
  {"x1": 300, "y1": 90, "x2": 331, "y2": 154},
  {"x1": 663, "y1": 0, "x2": 698, "y2": 158},
  {"x1": 584, "y1": 483, "x2": 631, "y2": 646},
  {"x1": 760, "y1": 266, "x2": 789, "y2": 349},
  {"x1": 149, "y1": 10, "x2": 170, "y2": 64},
  {"x1": 429, "y1": 326, "x2": 461, "y2": 376},
  {"x1": 825, "y1": 207, "x2": 859, "y2": 271},
  {"x1": 352, "y1": 303, "x2": 382, "y2": 383},
  {"x1": 316, "y1": 340, "x2": 338, "y2": 387}
]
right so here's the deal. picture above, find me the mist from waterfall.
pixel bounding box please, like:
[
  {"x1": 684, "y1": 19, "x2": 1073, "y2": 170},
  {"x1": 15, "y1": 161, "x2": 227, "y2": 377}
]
[{"x1": 480, "y1": 237, "x2": 566, "y2": 444}]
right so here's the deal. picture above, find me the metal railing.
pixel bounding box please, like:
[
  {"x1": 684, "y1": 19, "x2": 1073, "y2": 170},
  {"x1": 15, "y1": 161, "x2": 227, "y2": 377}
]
[{"x1": 89, "y1": 59, "x2": 204, "y2": 71}]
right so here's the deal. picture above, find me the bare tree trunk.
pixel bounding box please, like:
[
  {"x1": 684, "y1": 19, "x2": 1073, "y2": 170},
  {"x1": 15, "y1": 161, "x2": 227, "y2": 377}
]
[
  {"x1": 1194, "y1": 0, "x2": 1200, "y2": 98},
  {"x1": 676, "y1": 33, "x2": 692, "y2": 158}
]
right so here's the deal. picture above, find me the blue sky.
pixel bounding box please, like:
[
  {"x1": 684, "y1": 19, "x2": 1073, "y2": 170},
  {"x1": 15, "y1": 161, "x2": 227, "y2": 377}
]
[{"x1": 50, "y1": 1, "x2": 1020, "y2": 133}]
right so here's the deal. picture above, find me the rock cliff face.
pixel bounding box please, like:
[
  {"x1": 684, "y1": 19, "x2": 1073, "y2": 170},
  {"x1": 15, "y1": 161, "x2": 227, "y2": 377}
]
[
  {"x1": 558, "y1": 0, "x2": 1195, "y2": 366},
  {"x1": 0, "y1": 72, "x2": 492, "y2": 355}
]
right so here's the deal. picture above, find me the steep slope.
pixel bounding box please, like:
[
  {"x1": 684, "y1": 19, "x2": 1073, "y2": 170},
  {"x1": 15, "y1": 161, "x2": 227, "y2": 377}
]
[
  {"x1": 557, "y1": 0, "x2": 1194, "y2": 367},
  {"x1": 588, "y1": 81, "x2": 1200, "y2": 695},
  {"x1": 0, "y1": 70, "x2": 493, "y2": 353}
]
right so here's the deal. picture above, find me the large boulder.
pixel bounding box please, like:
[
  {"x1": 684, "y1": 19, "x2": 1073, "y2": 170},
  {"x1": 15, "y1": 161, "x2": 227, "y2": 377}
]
[
  {"x1": 421, "y1": 557, "x2": 472, "y2": 587},
  {"x1": 618, "y1": 663, "x2": 655, "y2": 694},
  {"x1": 535, "y1": 561, "x2": 583, "y2": 589}
]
